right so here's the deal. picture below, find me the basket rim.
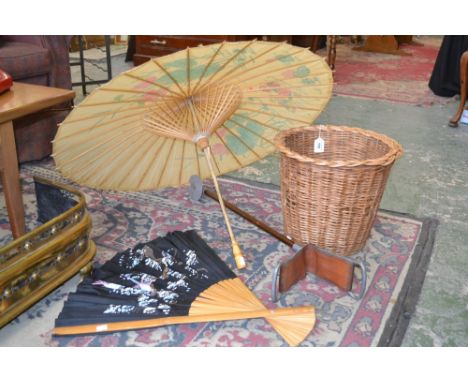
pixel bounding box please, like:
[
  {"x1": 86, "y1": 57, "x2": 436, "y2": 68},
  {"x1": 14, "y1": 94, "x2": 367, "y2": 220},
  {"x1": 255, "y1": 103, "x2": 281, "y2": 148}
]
[{"x1": 275, "y1": 124, "x2": 404, "y2": 167}]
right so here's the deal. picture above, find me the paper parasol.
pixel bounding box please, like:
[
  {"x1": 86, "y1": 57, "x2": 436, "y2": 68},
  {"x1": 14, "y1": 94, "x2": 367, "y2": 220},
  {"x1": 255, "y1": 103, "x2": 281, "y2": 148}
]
[{"x1": 53, "y1": 40, "x2": 333, "y2": 269}]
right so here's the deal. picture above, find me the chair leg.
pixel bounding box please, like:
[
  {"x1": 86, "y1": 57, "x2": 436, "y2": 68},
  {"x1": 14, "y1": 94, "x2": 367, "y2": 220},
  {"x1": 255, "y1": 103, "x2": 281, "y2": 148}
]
[
  {"x1": 449, "y1": 51, "x2": 468, "y2": 127},
  {"x1": 327, "y1": 36, "x2": 337, "y2": 70}
]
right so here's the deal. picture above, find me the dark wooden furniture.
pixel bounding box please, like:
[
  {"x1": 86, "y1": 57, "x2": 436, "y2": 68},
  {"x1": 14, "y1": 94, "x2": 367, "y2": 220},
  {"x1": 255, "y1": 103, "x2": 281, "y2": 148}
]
[
  {"x1": 0, "y1": 82, "x2": 75, "y2": 238},
  {"x1": 133, "y1": 35, "x2": 292, "y2": 66},
  {"x1": 449, "y1": 51, "x2": 468, "y2": 127},
  {"x1": 132, "y1": 35, "x2": 337, "y2": 70}
]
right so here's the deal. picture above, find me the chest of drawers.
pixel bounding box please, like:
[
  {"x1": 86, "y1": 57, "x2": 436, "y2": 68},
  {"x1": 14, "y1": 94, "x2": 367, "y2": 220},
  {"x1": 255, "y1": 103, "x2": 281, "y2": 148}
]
[{"x1": 133, "y1": 35, "x2": 292, "y2": 65}]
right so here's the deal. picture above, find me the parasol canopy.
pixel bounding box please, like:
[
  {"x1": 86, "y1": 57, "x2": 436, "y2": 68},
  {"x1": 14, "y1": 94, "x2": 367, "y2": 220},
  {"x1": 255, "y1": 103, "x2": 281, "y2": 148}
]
[
  {"x1": 53, "y1": 40, "x2": 333, "y2": 268},
  {"x1": 54, "y1": 40, "x2": 332, "y2": 190}
]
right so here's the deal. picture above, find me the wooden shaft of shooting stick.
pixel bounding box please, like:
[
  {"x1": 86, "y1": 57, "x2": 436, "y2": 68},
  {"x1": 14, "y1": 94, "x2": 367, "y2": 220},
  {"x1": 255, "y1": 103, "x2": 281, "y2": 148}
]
[{"x1": 203, "y1": 188, "x2": 295, "y2": 248}]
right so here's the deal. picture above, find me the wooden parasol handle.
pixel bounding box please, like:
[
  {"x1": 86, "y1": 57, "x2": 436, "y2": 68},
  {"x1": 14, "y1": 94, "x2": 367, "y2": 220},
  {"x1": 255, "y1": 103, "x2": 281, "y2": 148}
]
[
  {"x1": 203, "y1": 146, "x2": 246, "y2": 269},
  {"x1": 187, "y1": 96, "x2": 245, "y2": 270}
]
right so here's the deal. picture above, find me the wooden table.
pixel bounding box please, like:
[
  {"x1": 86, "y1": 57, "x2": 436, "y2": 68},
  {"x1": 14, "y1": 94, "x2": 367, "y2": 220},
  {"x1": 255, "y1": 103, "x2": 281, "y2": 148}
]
[{"x1": 0, "y1": 82, "x2": 75, "y2": 239}]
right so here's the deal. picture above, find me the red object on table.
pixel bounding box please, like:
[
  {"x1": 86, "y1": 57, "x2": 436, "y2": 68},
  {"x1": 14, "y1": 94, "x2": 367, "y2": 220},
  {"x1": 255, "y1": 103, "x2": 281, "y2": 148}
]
[{"x1": 0, "y1": 69, "x2": 13, "y2": 94}]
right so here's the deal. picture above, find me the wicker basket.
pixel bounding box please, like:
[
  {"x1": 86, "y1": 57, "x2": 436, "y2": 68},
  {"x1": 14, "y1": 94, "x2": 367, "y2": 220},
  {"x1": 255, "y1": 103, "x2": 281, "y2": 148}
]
[{"x1": 275, "y1": 125, "x2": 403, "y2": 256}]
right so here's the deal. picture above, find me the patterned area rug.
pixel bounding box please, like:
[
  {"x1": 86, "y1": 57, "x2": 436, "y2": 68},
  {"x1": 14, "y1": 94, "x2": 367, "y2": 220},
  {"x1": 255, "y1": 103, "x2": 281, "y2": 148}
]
[
  {"x1": 322, "y1": 36, "x2": 455, "y2": 106},
  {"x1": 0, "y1": 160, "x2": 437, "y2": 346}
]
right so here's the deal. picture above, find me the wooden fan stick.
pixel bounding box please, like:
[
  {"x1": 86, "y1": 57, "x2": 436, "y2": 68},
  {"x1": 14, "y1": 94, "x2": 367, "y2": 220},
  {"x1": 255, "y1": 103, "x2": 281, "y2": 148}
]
[{"x1": 53, "y1": 306, "x2": 315, "y2": 345}]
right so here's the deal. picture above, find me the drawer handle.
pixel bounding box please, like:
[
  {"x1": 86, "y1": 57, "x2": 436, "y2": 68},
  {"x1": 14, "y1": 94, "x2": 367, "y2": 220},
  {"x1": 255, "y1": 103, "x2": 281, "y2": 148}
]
[{"x1": 150, "y1": 39, "x2": 167, "y2": 46}]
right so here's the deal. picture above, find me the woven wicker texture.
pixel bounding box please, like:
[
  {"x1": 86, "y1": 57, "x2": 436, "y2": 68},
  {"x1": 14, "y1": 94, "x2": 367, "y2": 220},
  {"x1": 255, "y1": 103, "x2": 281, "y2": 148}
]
[{"x1": 276, "y1": 125, "x2": 403, "y2": 256}]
